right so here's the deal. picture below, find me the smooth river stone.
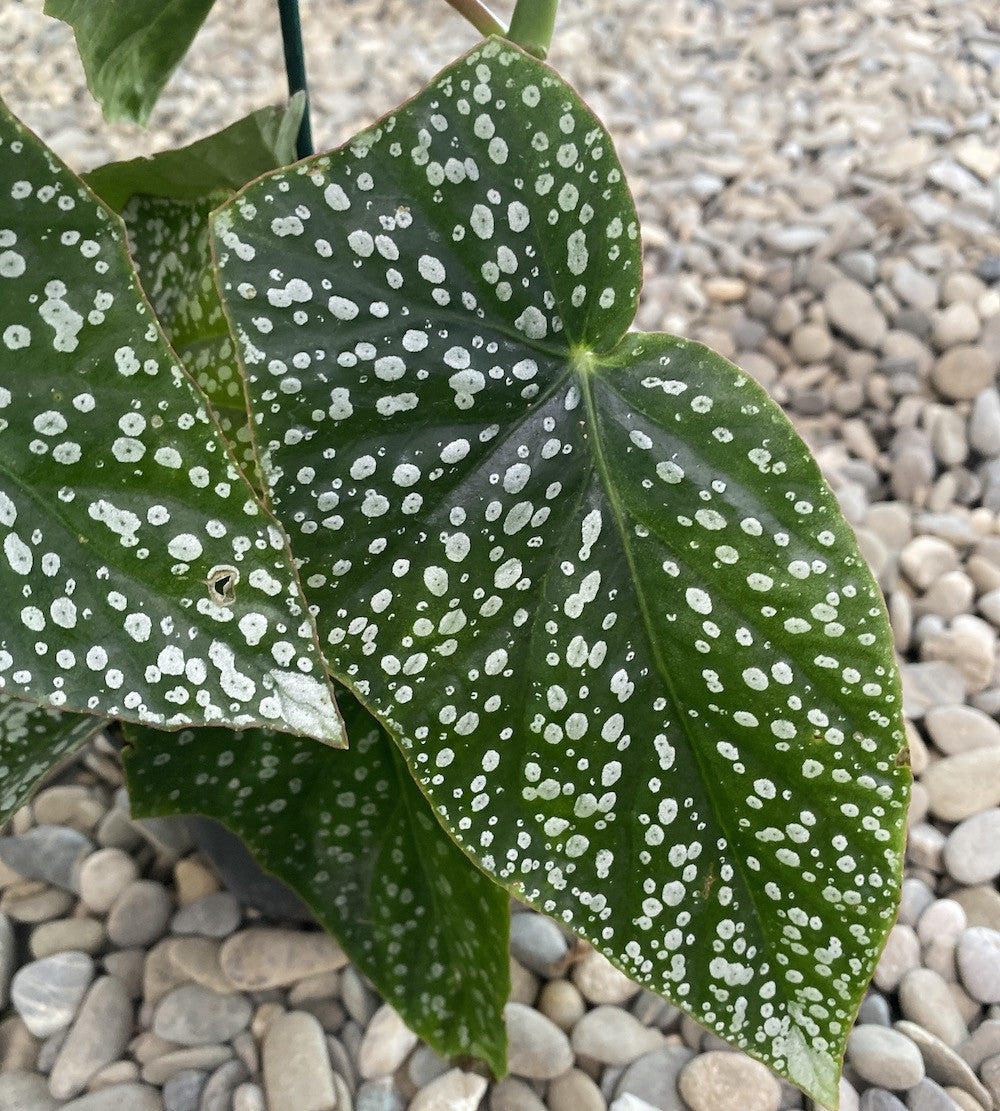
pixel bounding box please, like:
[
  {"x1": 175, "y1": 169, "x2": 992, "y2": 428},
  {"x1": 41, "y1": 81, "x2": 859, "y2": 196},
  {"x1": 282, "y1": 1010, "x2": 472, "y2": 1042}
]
[
  {"x1": 49, "y1": 975, "x2": 134, "y2": 1099},
  {"x1": 677, "y1": 1050, "x2": 782, "y2": 1111},
  {"x1": 262, "y1": 1010, "x2": 337, "y2": 1111},
  {"x1": 922, "y1": 748, "x2": 1000, "y2": 821},
  {"x1": 504, "y1": 1002, "x2": 573, "y2": 1080},
  {"x1": 847, "y1": 1025, "x2": 925, "y2": 1089},
  {"x1": 10, "y1": 951, "x2": 95, "y2": 1037},
  {"x1": 153, "y1": 983, "x2": 251, "y2": 1046},
  {"x1": 220, "y1": 928, "x2": 347, "y2": 989}
]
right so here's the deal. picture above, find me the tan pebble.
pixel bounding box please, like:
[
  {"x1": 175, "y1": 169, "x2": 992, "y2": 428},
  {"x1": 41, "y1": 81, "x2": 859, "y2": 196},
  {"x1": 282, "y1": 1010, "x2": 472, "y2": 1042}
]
[{"x1": 173, "y1": 857, "x2": 221, "y2": 906}]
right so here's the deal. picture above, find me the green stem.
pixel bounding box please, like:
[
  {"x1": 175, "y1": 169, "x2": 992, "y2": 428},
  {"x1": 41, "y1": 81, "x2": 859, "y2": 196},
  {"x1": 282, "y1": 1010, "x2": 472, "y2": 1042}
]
[
  {"x1": 277, "y1": 0, "x2": 313, "y2": 159},
  {"x1": 440, "y1": 0, "x2": 507, "y2": 38},
  {"x1": 507, "y1": 0, "x2": 559, "y2": 58}
]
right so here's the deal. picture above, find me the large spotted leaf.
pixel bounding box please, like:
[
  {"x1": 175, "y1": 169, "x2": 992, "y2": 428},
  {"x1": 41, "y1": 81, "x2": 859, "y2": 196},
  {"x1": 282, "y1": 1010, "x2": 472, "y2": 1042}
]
[
  {"x1": 45, "y1": 0, "x2": 216, "y2": 125},
  {"x1": 213, "y1": 38, "x2": 908, "y2": 1104},
  {"x1": 0, "y1": 99, "x2": 342, "y2": 745},
  {"x1": 123, "y1": 692, "x2": 510, "y2": 1073},
  {"x1": 0, "y1": 698, "x2": 106, "y2": 825}
]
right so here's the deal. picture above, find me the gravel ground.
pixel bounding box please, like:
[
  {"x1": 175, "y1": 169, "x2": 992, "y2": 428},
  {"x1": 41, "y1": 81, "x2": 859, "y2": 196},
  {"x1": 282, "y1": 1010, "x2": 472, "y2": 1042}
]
[{"x1": 1, "y1": 0, "x2": 1000, "y2": 1109}]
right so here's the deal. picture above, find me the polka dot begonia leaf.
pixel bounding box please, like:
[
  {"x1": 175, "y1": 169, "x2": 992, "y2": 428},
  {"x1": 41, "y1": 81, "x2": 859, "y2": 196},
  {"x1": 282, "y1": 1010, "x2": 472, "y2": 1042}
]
[
  {"x1": 44, "y1": 0, "x2": 217, "y2": 126},
  {"x1": 0, "y1": 98, "x2": 343, "y2": 746},
  {"x1": 0, "y1": 696, "x2": 106, "y2": 824},
  {"x1": 214, "y1": 38, "x2": 909, "y2": 1103},
  {"x1": 123, "y1": 689, "x2": 510, "y2": 1073}
]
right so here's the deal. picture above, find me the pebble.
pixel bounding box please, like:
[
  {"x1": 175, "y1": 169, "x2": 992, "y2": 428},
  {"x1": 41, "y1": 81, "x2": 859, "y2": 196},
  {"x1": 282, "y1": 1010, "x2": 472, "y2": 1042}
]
[
  {"x1": 262, "y1": 1010, "x2": 337, "y2": 1111},
  {"x1": 0, "y1": 826, "x2": 92, "y2": 893},
  {"x1": 571, "y1": 1006, "x2": 664, "y2": 1065},
  {"x1": 153, "y1": 983, "x2": 252, "y2": 1045},
  {"x1": 162, "y1": 1068, "x2": 208, "y2": 1111},
  {"x1": 969, "y1": 389, "x2": 1000, "y2": 457},
  {"x1": 410, "y1": 1068, "x2": 488, "y2": 1111},
  {"x1": 219, "y1": 928, "x2": 347, "y2": 989},
  {"x1": 922, "y1": 748, "x2": 1000, "y2": 821},
  {"x1": 505, "y1": 1002, "x2": 574, "y2": 1080},
  {"x1": 49, "y1": 975, "x2": 134, "y2": 1098},
  {"x1": 490, "y1": 1076, "x2": 547, "y2": 1111},
  {"x1": 956, "y1": 928, "x2": 1000, "y2": 1003},
  {"x1": 106, "y1": 880, "x2": 173, "y2": 948},
  {"x1": 60, "y1": 1083, "x2": 162, "y2": 1111},
  {"x1": 923, "y1": 705, "x2": 1000, "y2": 754},
  {"x1": 30, "y1": 917, "x2": 105, "y2": 959},
  {"x1": 932, "y1": 346, "x2": 995, "y2": 401},
  {"x1": 538, "y1": 978, "x2": 586, "y2": 1031},
  {"x1": 509, "y1": 912, "x2": 570, "y2": 976},
  {"x1": 874, "y1": 925, "x2": 921, "y2": 992},
  {"x1": 358, "y1": 1003, "x2": 419, "y2": 1079},
  {"x1": 549, "y1": 1068, "x2": 608, "y2": 1111},
  {"x1": 199, "y1": 1059, "x2": 250, "y2": 1111},
  {"x1": 356, "y1": 1077, "x2": 405, "y2": 1111},
  {"x1": 0, "y1": 1069, "x2": 63, "y2": 1111},
  {"x1": 572, "y1": 948, "x2": 641, "y2": 1006},
  {"x1": 901, "y1": 662, "x2": 967, "y2": 718},
  {"x1": 898, "y1": 969, "x2": 968, "y2": 1046},
  {"x1": 825, "y1": 278, "x2": 888, "y2": 350},
  {"x1": 614, "y1": 1046, "x2": 694, "y2": 1110},
  {"x1": 891, "y1": 262, "x2": 938, "y2": 312},
  {"x1": 944, "y1": 809, "x2": 1000, "y2": 884},
  {"x1": 170, "y1": 891, "x2": 241, "y2": 938},
  {"x1": 894, "y1": 1021, "x2": 992, "y2": 1107},
  {"x1": 676, "y1": 1051, "x2": 781, "y2": 1111},
  {"x1": 847, "y1": 1025, "x2": 925, "y2": 1089},
  {"x1": 900, "y1": 537, "x2": 959, "y2": 592},
  {"x1": 906, "y1": 1078, "x2": 960, "y2": 1111},
  {"x1": 141, "y1": 1044, "x2": 234, "y2": 1085},
  {"x1": 10, "y1": 951, "x2": 95, "y2": 1037}
]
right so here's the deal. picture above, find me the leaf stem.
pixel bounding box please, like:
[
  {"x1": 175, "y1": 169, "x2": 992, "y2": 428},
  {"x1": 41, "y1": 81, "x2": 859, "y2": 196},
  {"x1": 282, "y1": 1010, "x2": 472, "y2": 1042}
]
[
  {"x1": 276, "y1": 0, "x2": 313, "y2": 158},
  {"x1": 507, "y1": 0, "x2": 559, "y2": 58},
  {"x1": 440, "y1": 0, "x2": 508, "y2": 38}
]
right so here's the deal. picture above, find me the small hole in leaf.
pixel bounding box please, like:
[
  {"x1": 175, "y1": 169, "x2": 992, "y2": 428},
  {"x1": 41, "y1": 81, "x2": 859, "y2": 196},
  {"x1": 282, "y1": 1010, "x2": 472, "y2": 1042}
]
[{"x1": 205, "y1": 565, "x2": 239, "y2": 607}]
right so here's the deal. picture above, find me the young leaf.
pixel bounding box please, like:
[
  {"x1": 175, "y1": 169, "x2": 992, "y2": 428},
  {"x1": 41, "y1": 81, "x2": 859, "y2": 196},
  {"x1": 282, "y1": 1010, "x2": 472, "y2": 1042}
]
[
  {"x1": 82, "y1": 94, "x2": 306, "y2": 213},
  {"x1": 123, "y1": 692, "x2": 510, "y2": 1073},
  {"x1": 0, "y1": 99, "x2": 342, "y2": 746},
  {"x1": 212, "y1": 39, "x2": 908, "y2": 1103},
  {"x1": 0, "y1": 698, "x2": 106, "y2": 825},
  {"x1": 44, "y1": 0, "x2": 216, "y2": 126}
]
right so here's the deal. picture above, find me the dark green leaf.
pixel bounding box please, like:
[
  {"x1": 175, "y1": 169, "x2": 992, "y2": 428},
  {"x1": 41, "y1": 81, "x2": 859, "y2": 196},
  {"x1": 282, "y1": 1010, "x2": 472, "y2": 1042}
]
[
  {"x1": 124, "y1": 194, "x2": 258, "y2": 478},
  {"x1": 44, "y1": 0, "x2": 216, "y2": 126},
  {"x1": 123, "y1": 692, "x2": 510, "y2": 1072},
  {"x1": 0, "y1": 698, "x2": 106, "y2": 825},
  {"x1": 0, "y1": 98, "x2": 342, "y2": 746},
  {"x1": 83, "y1": 95, "x2": 306, "y2": 213},
  {"x1": 213, "y1": 39, "x2": 908, "y2": 1103}
]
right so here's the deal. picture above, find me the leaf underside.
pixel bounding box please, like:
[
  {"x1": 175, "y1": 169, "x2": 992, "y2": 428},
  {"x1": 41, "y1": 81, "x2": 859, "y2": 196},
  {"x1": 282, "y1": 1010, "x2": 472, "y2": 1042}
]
[
  {"x1": 123, "y1": 692, "x2": 510, "y2": 1073},
  {"x1": 0, "y1": 99, "x2": 342, "y2": 746},
  {"x1": 44, "y1": 0, "x2": 217, "y2": 126},
  {"x1": 0, "y1": 696, "x2": 106, "y2": 825},
  {"x1": 82, "y1": 94, "x2": 306, "y2": 213},
  {"x1": 214, "y1": 38, "x2": 908, "y2": 1104}
]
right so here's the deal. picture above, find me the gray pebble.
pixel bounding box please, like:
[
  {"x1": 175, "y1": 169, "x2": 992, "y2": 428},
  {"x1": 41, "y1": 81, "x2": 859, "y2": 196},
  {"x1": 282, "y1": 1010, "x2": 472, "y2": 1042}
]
[
  {"x1": 956, "y1": 927, "x2": 1000, "y2": 1003},
  {"x1": 49, "y1": 975, "x2": 134, "y2": 1099},
  {"x1": 170, "y1": 892, "x2": 241, "y2": 939},
  {"x1": 0, "y1": 827, "x2": 92, "y2": 894},
  {"x1": 410, "y1": 1069, "x2": 488, "y2": 1111},
  {"x1": 0, "y1": 1069, "x2": 63, "y2": 1111},
  {"x1": 874, "y1": 924, "x2": 921, "y2": 992},
  {"x1": 233, "y1": 1083, "x2": 266, "y2": 1111},
  {"x1": 571, "y1": 1006, "x2": 664, "y2": 1065},
  {"x1": 162, "y1": 1068, "x2": 208, "y2": 1111},
  {"x1": 969, "y1": 389, "x2": 1000, "y2": 458},
  {"x1": 894, "y1": 1021, "x2": 992, "y2": 1108},
  {"x1": 906, "y1": 1077, "x2": 962, "y2": 1111},
  {"x1": 504, "y1": 1001, "x2": 573, "y2": 1080},
  {"x1": 106, "y1": 880, "x2": 173, "y2": 948},
  {"x1": 901, "y1": 662, "x2": 967, "y2": 718},
  {"x1": 356, "y1": 1077, "x2": 406, "y2": 1111},
  {"x1": 199, "y1": 1059, "x2": 250, "y2": 1111},
  {"x1": 262, "y1": 1010, "x2": 337, "y2": 1111},
  {"x1": 847, "y1": 1025, "x2": 925, "y2": 1089},
  {"x1": 11, "y1": 951, "x2": 95, "y2": 1037},
  {"x1": 858, "y1": 991, "x2": 894, "y2": 1027},
  {"x1": 509, "y1": 912, "x2": 569, "y2": 977},
  {"x1": 924, "y1": 705, "x2": 1000, "y2": 754},
  {"x1": 891, "y1": 262, "x2": 938, "y2": 311},
  {"x1": 958, "y1": 1018, "x2": 1000, "y2": 1071},
  {"x1": 944, "y1": 809, "x2": 1000, "y2": 884},
  {"x1": 898, "y1": 969, "x2": 968, "y2": 1047},
  {"x1": 60, "y1": 1083, "x2": 162, "y2": 1111},
  {"x1": 677, "y1": 1050, "x2": 781, "y2": 1111},
  {"x1": 140, "y1": 1045, "x2": 234, "y2": 1086},
  {"x1": 615, "y1": 1045, "x2": 694, "y2": 1110},
  {"x1": 825, "y1": 278, "x2": 888, "y2": 349},
  {"x1": 860, "y1": 1092, "x2": 907, "y2": 1111},
  {"x1": 153, "y1": 983, "x2": 251, "y2": 1045}
]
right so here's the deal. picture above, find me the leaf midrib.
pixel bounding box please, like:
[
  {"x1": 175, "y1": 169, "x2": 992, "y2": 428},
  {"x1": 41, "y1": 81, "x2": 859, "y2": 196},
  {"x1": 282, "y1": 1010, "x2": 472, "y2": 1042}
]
[{"x1": 577, "y1": 355, "x2": 810, "y2": 1034}]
